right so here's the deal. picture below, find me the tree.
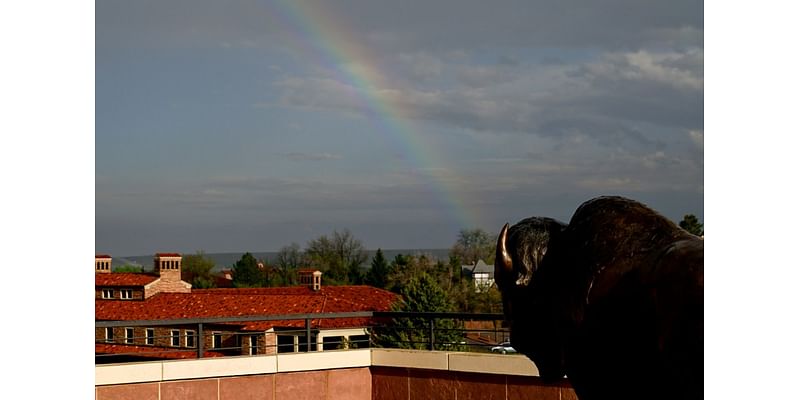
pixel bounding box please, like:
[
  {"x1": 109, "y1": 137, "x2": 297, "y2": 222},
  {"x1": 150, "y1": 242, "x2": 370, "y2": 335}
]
[
  {"x1": 114, "y1": 265, "x2": 144, "y2": 273},
  {"x1": 446, "y1": 254, "x2": 462, "y2": 285},
  {"x1": 392, "y1": 253, "x2": 410, "y2": 269},
  {"x1": 306, "y1": 229, "x2": 367, "y2": 285},
  {"x1": 376, "y1": 273, "x2": 463, "y2": 350},
  {"x1": 450, "y1": 228, "x2": 495, "y2": 269},
  {"x1": 232, "y1": 252, "x2": 263, "y2": 288},
  {"x1": 365, "y1": 249, "x2": 391, "y2": 288},
  {"x1": 679, "y1": 214, "x2": 704, "y2": 236},
  {"x1": 275, "y1": 243, "x2": 304, "y2": 286},
  {"x1": 432, "y1": 259, "x2": 452, "y2": 289},
  {"x1": 182, "y1": 251, "x2": 217, "y2": 289},
  {"x1": 385, "y1": 253, "x2": 423, "y2": 293}
]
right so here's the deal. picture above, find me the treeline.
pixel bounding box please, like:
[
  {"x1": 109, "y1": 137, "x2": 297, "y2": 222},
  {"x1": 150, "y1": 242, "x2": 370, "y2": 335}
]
[{"x1": 176, "y1": 228, "x2": 503, "y2": 314}]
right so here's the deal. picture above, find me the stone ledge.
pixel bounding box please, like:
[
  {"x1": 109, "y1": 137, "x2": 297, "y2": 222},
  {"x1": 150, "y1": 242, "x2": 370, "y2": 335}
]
[
  {"x1": 277, "y1": 349, "x2": 371, "y2": 372},
  {"x1": 371, "y1": 349, "x2": 450, "y2": 370},
  {"x1": 96, "y1": 362, "x2": 163, "y2": 386},
  {"x1": 96, "y1": 349, "x2": 539, "y2": 386},
  {"x1": 449, "y1": 352, "x2": 539, "y2": 376},
  {"x1": 163, "y1": 354, "x2": 278, "y2": 381}
]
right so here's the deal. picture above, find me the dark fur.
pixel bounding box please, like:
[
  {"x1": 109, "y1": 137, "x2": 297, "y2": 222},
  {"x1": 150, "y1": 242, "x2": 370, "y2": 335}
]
[{"x1": 496, "y1": 196, "x2": 703, "y2": 400}]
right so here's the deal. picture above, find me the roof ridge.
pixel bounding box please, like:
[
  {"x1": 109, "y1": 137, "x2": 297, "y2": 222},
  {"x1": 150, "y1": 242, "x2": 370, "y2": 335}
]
[{"x1": 320, "y1": 293, "x2": 328, "y2": 313}]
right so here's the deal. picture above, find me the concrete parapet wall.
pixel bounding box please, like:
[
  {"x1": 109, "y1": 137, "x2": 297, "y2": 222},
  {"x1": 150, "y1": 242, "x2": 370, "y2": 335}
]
[{"x1": 95, "y1": 349, "x2": 576, "y2": 400}]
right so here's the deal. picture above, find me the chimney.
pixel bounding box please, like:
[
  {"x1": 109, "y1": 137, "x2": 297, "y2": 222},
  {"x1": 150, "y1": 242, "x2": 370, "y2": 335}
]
[
  {"x1": 298, "y1": 269, "x2": 322, "y2": 291},
  {"x1": 144, "y1": 252, "x2": 191, "y2": 298},
  {"x1": 154, "y1": 253, "x2": 182, "y2": 282},
  {"x1": 95, "y1": 254, "x2": 112, "y2": 274}
]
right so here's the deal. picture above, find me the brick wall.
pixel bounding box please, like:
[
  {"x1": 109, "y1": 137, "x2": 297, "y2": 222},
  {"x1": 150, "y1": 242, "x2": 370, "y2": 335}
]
[{"x1": 371, "y1": 366, "x2": 577, "y2": 400}]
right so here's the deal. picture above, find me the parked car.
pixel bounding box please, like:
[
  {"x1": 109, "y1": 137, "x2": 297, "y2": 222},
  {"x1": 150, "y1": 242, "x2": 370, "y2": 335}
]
[{"x1": 490, "y1": 341, "x2": 517, "y2": 354}]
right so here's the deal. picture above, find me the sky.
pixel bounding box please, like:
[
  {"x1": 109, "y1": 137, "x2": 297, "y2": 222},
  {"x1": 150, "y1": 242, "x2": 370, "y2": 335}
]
[{"x1": 95, "y1": 0, "x2": 704, "y2": 256}]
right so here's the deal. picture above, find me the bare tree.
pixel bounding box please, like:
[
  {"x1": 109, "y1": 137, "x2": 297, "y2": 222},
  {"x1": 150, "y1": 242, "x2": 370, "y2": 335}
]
[
  {"x1": 275, "y1": 242, "x2": 304, "y2": 286},
  {"x1": 450, "y1": 228, "x2": 494, "y2": 267},
  {"x1": 306, "y1": 229, "x2": 367, "y2": 284}
]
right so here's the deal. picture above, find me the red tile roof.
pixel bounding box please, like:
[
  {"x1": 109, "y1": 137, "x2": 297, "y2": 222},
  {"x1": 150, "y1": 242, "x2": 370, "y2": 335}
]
[
  {"x1": 95, "y1": 286, "x2": 400, "y2": 331},
  {"x1": 155, "y1": 252, "x2": 181, "y2": 257},
  {"x1": 96, "y1": 254, "x2": 112, "y2": 258},
  {"x1": 95, "y1": 273, "x2": 159, "y2": 287}
]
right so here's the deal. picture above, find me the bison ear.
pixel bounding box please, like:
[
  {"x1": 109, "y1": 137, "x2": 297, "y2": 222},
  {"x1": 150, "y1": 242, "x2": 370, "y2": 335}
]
[{"x1": 496, "y1": 223, "x2": 513, "y2": 275}]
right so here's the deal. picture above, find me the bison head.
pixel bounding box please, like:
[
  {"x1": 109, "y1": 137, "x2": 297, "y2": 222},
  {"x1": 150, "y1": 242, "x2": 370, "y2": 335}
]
[{"x1": 495, "y1": 217, "x2": 567, "y2": 381}]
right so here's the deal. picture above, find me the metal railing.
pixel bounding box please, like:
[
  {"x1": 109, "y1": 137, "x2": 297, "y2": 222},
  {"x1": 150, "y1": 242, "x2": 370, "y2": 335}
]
[{"x1": 95, "y1": 311, "x2": 510, "y2": 363}]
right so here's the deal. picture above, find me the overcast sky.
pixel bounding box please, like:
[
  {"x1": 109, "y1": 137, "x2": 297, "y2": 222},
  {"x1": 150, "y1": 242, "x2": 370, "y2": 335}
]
[{"x1": 96, "y1": 0, "x2": 703, "y2": 256}]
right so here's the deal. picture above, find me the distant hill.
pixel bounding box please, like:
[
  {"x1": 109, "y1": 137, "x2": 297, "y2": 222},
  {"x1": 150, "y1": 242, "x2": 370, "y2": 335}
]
[{"x1": 112, "y1": 249, "x2": 451, "y2": 272}]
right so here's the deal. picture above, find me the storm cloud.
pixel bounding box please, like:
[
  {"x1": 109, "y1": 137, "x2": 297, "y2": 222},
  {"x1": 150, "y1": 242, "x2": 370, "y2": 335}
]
[{"x1": 96, "y1": 0, "x2": 703, "y2": 255}]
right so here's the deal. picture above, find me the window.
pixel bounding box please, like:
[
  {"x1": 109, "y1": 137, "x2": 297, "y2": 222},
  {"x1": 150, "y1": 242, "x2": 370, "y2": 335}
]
[
  {"x1": 212, "y1": 332, "x2": 222, "y2": 349},
  {"x1": 145, "y1": 329, "x2": 154, "y2": 345},
  {"x1": 249, "y1": 335, "x2": 259, "y2": 355},
  {"x1": 170, "y1": 330, "x2": 180, "y2": 347},
  {"x1": 298, "y1": 334, "x2": 316, "y2": 353},
  {"x1": 105, "y1": 327, "x2": 114, "y2": 343},
  {"x1": 121, "y1": 289, "x2": 133, "y2": 299},
  {"x1": 185, "y1": 330, "x2": 196, "y2": 348},
  {"x1": 277, "y1": 335, "x2": 295, "y2": 353},
  {"x1": 323, "y1": 336, "x2": 345, "y2": 350},
  {"x1": 349, "y1": 335, "x2": 370, "y2": 349},
  {"x1": 101, "y1": 289, "x2": 114, "y2": 299},
  {"x1": 125, "y1": 328, "x2": 134, "y2": 344}
]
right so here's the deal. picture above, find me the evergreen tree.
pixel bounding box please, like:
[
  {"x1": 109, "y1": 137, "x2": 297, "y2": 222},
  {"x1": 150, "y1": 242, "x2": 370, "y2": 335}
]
[
  {"x1": 449, "y1": 254, "x2": 462, "y2": 284},
  {"x1": 401, "y1": 273, "x2": 452, "y2": 313},
  {"x1": 393, "y1": 253, "x2": 410, "y2": 268},
  {"x1": 347, "y1": 259, "x2": 365, "y2": 285},
  {"x1": 385, "y1": 253, "x2": 418, "y2": 293},
  {"x1": 679, "y1": 214, "x2": 704, "y2": 236},
  {"x1": 232, "y1": 252, "x2": 263, "y2": 287},
  {"x1": 365, "y1": 249, "x2": 391, "y2": 288},
  {"x1": 376, "y1": 273, "x2": 464, "y2": 350}
]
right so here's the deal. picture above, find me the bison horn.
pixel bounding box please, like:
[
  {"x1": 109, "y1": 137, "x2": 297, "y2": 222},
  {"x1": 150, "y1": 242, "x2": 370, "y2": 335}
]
[{"x1": 496, "y1": 223, "x2": 513, "y2": 274}]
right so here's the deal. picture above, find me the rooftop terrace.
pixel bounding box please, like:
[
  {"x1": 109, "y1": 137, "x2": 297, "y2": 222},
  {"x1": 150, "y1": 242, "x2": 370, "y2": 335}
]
[
  {"x1": 96, "y1": 348, "x2": 577, "y2": 400},
  {"x1": 96, "y1": 312, "x2": 576, "y2": 399}
]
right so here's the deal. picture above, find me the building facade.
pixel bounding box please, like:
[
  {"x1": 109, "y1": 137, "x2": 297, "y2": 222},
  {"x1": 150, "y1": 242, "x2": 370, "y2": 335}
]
[{"x1": 95, "y1": 254, "x2": 399, "y2": 362}]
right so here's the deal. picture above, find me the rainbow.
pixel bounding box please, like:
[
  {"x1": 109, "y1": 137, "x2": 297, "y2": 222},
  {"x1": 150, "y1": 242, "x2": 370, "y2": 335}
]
[{"x1": 266, "y1": 0, "x2": 480, "y2": 231}]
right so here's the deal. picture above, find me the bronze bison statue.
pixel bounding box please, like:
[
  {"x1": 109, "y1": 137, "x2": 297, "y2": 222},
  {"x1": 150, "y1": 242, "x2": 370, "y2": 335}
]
[{"x1": 495, "y1": 196, "x2": 703, "y2": 400}]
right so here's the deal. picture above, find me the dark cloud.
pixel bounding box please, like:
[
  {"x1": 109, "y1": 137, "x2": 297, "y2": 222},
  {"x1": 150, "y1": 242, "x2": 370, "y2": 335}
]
[
  {"x1": 98, "y1": 0, "x2": 702, "y2": 52},
  {"x1": 96, "y1": 0, "x2": 703, "y2": 255},
  {"x1": 310, "y1": 0, "x2": 703, "y2": 52},
  {"x1": 279, "y1": 152, "x2": 342, "y2": 161}
]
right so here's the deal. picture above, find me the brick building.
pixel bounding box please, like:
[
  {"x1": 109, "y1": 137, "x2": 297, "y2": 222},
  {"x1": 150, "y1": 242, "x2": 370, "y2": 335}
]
[{"x1": 95, "y1": 254, "x2": 399, "y2": 363}]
